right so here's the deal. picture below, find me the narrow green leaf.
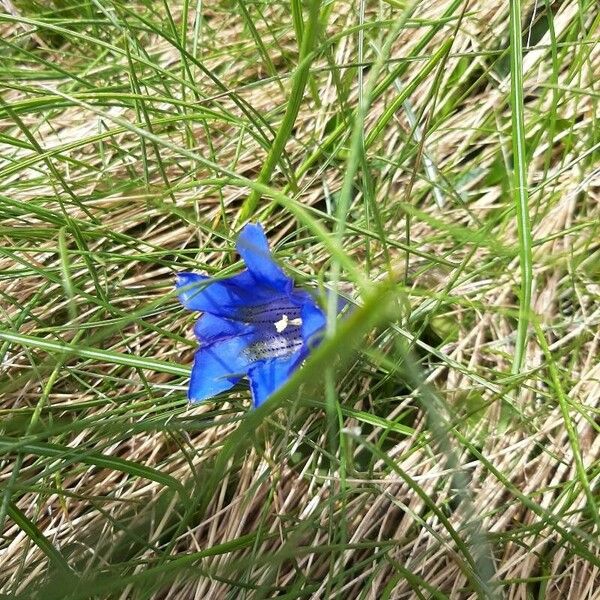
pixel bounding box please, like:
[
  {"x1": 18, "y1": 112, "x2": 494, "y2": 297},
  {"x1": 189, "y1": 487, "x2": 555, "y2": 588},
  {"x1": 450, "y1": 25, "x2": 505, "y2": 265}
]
[
  {"x1": 0, "y1": 330, "x2": 190, "y2": 377},
  {"x1": 0, "y1": 437, "x2": 186, "y2": 496},
  {"x1": 239, "y1": 0, "x2": 323, "y2": 219},
  {"x1": 509, "y1": 0, "x2": 533, "y2": 374},
  {"x1": 7, "y1": 502, "x2": 73, "y2": 575}
]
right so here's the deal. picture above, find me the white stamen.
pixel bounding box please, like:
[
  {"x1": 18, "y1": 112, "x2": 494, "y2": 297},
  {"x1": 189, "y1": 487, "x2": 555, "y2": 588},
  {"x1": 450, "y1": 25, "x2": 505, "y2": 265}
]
[
  {"x1": 274, "y1": 314, "x2": 289, "y2": 333},
  {"x1": 274, "y1": 314, "x2": 303, "y2": 332}
]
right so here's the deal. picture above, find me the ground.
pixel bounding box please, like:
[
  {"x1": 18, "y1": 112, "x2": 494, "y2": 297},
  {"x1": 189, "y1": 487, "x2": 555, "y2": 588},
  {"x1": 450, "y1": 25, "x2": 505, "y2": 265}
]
[{"x1": 0, "y1": 0, "x2": 599, "y2": 598}]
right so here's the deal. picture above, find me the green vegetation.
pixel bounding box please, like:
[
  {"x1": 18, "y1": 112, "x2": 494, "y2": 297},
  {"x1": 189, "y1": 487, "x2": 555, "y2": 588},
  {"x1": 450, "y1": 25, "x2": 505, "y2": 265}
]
[{"x1": 1, "y1": 0, "x2": 599, "y2": 597}]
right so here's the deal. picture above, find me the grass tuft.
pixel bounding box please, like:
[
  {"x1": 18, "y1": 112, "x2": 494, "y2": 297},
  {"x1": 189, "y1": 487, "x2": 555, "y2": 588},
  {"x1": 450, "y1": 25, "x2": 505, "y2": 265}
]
[{"x1": 1, "y1": 0, "x2": 599, "y2": 598}]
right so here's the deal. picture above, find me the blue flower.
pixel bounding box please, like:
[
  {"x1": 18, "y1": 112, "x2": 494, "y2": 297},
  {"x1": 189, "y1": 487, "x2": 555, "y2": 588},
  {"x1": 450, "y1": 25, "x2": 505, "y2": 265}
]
[{"x1": 176, "y1": 223, "x2": 327, "y2": 408}]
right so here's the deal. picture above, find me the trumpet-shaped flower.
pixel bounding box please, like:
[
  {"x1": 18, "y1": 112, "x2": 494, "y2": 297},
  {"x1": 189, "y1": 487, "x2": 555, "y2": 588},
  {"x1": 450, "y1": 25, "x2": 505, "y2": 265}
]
[{"x1": 176, "y1": 223, "x2": 327, "y2": 408}]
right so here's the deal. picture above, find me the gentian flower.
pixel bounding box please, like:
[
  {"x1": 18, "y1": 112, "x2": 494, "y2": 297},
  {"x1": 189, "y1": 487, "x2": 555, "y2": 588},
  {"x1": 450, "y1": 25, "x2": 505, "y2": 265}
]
[{"x1": 176, "y1": 223, "x2": 327, "y2": 408}]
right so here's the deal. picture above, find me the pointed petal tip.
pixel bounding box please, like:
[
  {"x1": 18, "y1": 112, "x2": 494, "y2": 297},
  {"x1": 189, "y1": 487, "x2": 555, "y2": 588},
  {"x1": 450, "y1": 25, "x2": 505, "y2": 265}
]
[
  {"x1": 236, "y1": 222, "x2": 269, "y2": 253},
  {"x1": 239, "y1": 221, "x2": 264, "y2": 233},
  {"x1": 188, "y1": 393, "x2": 206, "y2": 405},
  {"x1": 175, "y1": 272, "x2": 205, "y2": 287},
  {"x1": 235, "y1": 222, "x2": 291, "y2": 292}
]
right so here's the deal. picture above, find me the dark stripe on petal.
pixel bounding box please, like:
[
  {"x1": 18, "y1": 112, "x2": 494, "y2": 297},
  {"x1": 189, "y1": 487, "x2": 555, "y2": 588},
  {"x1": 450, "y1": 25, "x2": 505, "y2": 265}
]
[
  {"x1": 244, "y1": 335, "x2": 303, "y2": 360},
  {"x1": 241, "y1": 301, "x2": 301, "y2": 324}
]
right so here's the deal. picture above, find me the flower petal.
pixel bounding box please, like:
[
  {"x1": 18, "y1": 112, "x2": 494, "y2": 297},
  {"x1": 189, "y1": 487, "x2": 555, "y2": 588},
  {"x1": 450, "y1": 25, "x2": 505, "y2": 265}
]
[
  {"x1": 177, "y1": 271, "x2": 274, "y2": 318},
  {"x1": 188, "y1": 336, "x2": 255, "y2": 404},
  {"x1": 300, "y1": 300, "x2": 326, "y2": 346},
  {"x1": 193, "y1": 313, "x2": 254, "y2": 342},
  {"x1": 236, "y1": 224, "x2": 291, "y2": 292},
  {"x1": 247, "y1": 354, "x2": 301, "y2": 408}
]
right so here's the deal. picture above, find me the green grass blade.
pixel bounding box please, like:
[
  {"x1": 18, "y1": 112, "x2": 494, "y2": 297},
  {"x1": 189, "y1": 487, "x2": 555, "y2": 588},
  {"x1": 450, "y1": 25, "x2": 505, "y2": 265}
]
[
  {"x1": 0, "y1": 330, "x2": 190, "y2": 377},
  {"x1": 0, "y1": 437, "x2": 186, "y2": 496},
  {"x1": 509, "y1": 0, "x2": 533, "y2": 374},
  {"x1": 7, "y1": 502, "x2": 74, "y2": 575},
  {"x1": 239, "y1": 0, "x2": 323, "y2": 219}
]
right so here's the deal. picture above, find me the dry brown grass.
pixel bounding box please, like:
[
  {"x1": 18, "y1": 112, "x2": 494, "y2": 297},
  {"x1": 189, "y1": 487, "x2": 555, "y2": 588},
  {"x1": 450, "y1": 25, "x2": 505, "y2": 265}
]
[{"x1": 1, "y1": 0, "x2": 599, "y2": 598}]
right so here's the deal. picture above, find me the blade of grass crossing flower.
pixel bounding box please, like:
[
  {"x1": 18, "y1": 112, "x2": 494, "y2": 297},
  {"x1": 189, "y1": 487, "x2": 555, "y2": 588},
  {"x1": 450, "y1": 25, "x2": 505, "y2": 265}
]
[
  {"x1": 181, "y1": 280, "x2": 400, "y2": 537},
  {"x1": 509, "y1": 0, "x2": 533, "y2": 375},
  {"x1": 158, "y1": 281, "x2": 399, "y2": 563}
]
